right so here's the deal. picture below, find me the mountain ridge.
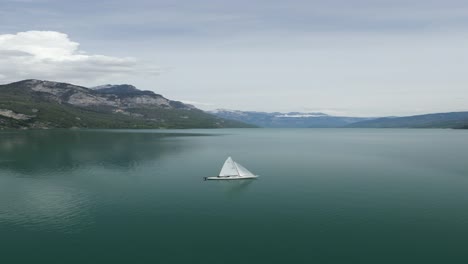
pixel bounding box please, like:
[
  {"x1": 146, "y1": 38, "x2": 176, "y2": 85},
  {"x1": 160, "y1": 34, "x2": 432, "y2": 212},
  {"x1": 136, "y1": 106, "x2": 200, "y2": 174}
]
[
  {"x1": 208, "y1": 109, "x2": 374, "y2": 128},
  {"x1": 0, "y1": 80, "x2": 253, "y2": 129},
  {"x1": 346, "y1": 111, "x2": 468, "y2": 128},
  {"x1": 209, "y1": 109, "x2": 468, "y2": 128}
]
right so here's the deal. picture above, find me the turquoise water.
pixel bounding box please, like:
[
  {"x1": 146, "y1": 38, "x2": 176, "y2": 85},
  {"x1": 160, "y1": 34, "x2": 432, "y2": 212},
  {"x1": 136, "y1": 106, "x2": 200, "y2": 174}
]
[{"x1": 1, "y1": 129, "x2": 468, "y2": 263}]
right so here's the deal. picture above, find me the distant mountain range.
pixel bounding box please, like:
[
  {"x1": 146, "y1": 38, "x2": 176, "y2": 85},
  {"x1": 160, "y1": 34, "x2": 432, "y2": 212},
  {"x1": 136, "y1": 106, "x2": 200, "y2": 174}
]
[
  {"x1": 208, "y1": 109, "x2": 374, "y2": 128},
  {"x1": 1, "y1": 80, "x2": 467, "y2": 129},
  {"x1": 0, "y1": 80, "x2": 253, "y2": 129},
  {"x1": 346, "y1": 112, "x2": 468, "y2": 128},
  {"x1": 209, "y1": 109, "x2": 468, "y2": 129}
]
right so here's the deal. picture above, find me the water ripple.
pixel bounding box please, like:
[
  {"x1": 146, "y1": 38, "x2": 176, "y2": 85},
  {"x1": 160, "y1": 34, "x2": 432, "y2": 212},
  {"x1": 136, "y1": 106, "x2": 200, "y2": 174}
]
[{"x1": 0, "y1": 176, "x2": 94, "y2": 233}]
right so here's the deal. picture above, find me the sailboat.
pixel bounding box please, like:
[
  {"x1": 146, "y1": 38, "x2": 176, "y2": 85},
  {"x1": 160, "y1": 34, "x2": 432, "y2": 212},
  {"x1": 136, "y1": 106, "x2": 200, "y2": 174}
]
[{"x1": 204, "y1": 157, "x2": 259, "y2": 180}]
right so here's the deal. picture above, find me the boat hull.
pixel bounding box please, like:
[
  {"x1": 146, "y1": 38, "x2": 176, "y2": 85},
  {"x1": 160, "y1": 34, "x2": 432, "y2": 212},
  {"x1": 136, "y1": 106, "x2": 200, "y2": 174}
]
[{"x1": 204, "y1": 175, "x2": 259, "y2": 180}]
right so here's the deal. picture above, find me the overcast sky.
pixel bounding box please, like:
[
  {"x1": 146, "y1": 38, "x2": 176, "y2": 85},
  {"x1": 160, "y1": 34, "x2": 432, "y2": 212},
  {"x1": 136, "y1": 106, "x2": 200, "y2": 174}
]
[{"x1": 1, "y1": 0, "x2": 467, "y2": 116}]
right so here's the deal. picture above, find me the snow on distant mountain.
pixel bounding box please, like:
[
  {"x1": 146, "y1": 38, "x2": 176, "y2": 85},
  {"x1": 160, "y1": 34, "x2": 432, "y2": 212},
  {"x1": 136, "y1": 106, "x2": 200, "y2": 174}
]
[
  {"x1": 275, "y1": 113, "x2": 327, "y2": 118},
  {"x1": 208, "y1": 109, "x2": 375, "y2": 128}
]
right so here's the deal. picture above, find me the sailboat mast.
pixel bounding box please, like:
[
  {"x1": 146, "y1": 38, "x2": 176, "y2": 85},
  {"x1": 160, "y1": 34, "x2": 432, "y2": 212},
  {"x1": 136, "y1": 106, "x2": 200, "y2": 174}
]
[{"x1": 233, "y1": 161, "x2": 241, "y2": 176}]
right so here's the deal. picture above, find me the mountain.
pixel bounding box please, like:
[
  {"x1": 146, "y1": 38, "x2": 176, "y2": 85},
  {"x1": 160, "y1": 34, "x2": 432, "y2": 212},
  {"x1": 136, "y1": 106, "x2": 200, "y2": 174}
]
[
  {"x1": 346, "y1": 111, "x2": 468, "y2": 128},
  {"x1": 92, "y1": 84, "x2": 156, "y2": 96},
  {"x1": 0, "y1": 80, "x2": 253, "y2": 129},
  {"x1": 91, "y1": 84, "x2": 192, "y2": 109},
  {"x1": 208, "y1": 109, "x2": 374, "y2": 128}
]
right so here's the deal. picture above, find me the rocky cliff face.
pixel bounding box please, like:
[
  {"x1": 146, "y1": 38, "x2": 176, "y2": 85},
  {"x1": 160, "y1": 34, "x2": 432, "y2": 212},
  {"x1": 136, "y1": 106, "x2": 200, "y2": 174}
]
[
  {"x1": 14, "y1": 79, "x2": 194, "y2": 110},
  {"x1": 0, "y1": 80, "x2": 251, "y2": 129}
]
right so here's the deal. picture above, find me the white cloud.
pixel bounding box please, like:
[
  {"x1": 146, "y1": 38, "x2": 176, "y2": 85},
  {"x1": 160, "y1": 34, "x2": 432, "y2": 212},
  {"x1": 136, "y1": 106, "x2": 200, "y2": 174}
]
[{"x1": 0, "y1": 31, "x2": 158, "y2": 85}]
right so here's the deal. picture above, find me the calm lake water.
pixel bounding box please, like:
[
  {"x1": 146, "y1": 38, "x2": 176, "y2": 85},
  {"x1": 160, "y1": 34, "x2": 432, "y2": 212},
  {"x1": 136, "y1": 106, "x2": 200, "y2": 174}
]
[{"x1": 1, "y1": 128, "x2": 468, "y2": 263}]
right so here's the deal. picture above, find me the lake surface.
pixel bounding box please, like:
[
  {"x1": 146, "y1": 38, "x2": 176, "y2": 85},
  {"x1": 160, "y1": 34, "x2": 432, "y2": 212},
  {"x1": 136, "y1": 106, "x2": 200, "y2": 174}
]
[{"x1": 1, "y1": 128, "x2": 468, "y2": 263}]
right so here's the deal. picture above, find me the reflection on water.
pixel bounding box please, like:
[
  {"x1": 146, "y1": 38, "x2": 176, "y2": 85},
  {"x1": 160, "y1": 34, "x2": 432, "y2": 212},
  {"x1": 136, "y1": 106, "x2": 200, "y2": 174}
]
[
  {"x1": 0, "y1": 130, "x2": 210, "y2": 232},
  {"x1": 211, "y1": 179, "x2": 255, "y2": 196},
  {"x1": 2, "y1": 129, "x2": 468, "y2": 263},
  {"x1": 0, "y1": 130, "x2": 202, "y2": 175}
]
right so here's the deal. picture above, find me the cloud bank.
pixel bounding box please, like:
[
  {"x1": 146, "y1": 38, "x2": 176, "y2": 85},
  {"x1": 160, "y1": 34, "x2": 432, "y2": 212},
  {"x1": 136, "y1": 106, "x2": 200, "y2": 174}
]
[{"x1": 0, "y1": 31, "x2": 156, "y2": 85}]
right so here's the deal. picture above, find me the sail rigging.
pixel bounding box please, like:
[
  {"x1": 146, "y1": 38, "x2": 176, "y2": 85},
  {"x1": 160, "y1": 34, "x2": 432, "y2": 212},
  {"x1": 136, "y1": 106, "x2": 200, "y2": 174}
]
[
  {"x1": 219, "y1": 157, "x2": 239, "y2": 176},
  {"x1": 234, "y1": 162, "x2": 255, "y2": 177},
  {"x1": 206, "y1": 156, "x2": 258, "y2": 180}
]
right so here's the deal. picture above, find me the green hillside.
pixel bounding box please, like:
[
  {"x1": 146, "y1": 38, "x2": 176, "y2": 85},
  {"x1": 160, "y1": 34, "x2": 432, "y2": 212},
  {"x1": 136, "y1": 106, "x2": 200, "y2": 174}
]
[{"x1": 0, "y1": 80, "x2": 254, "y2": 129}]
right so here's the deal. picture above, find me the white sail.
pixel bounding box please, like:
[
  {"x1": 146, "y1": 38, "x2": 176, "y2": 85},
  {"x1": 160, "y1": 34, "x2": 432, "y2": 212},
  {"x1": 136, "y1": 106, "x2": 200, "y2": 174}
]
[
  {"x1": 205, "y1": 156, "x2": 258, "y2": 180},
  {"x1": 234, "y1": 162, "x2": 255, "y2": 177},
  {"x1": 219, "y1": 157, "x2": 239, "y2": 176}
]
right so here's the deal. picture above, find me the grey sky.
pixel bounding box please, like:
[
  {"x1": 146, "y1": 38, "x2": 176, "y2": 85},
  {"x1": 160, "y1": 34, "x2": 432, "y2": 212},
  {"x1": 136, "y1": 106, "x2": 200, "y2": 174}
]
[{"x1": 0, "y1": 0, "x2": 467, "y2": 116}]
